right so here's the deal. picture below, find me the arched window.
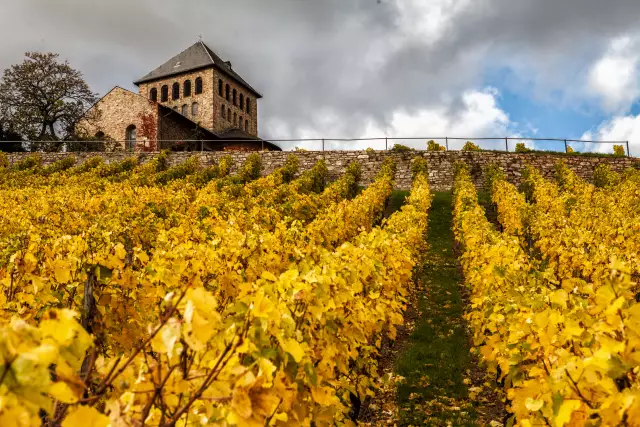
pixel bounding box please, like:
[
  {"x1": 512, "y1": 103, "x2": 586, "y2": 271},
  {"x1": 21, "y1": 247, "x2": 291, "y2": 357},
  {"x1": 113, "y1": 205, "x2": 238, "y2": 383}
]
[
  {"x1": 161, "y1": 85, "x2": 169, "y2": 102},
  {"x1": 246, "y1": 98, "x2": 251, "y2": 114},
  {"x1": 126, "y1": 125, "x2": 136, "y2": 151},
  {"x1": 172, "y1": 82, "x2": 180, "y2": 100},
  {"x1": 225, "y1": 84, "x2": 230, "y2": 101},
  {"x1": 245, "y1": 120, "x2": 249, "y2": 132},
  {"x1": 239, "y1": 94, "x2": 244, "y2": 109},
  {"x1": 239, "y1": 115, "x2": 243, "y2": 125},
  {"x1": 195, "y1": 77, "x2": 203, "y2": 94},
  {"x1": 221, "y1": 105, "x2": 226, "y2": 119},
  {"x1": 182, "y1": 104, "x2": 188, "y2": 116},
  {"x1": 192, "y1": 102, "x2": 199, "y2": 116},
  {"x1": 183, "y1": 80, "x2": 192, "y2": 97},
  {"x1": 232, "y1": 89, "x2": 237, "y2": 106},
  {"x1": 227, "y1": 108, "x2": 231, "y2": 121},
  {"x1": 150, "y1": 88, "x2": 158, "y2": 102},
  {"x1": 233, "y1": 113, "x2": 237, "y2": 126},
  {"x1": 218, "y1": 79, "x2": 223, "y2": 96}
]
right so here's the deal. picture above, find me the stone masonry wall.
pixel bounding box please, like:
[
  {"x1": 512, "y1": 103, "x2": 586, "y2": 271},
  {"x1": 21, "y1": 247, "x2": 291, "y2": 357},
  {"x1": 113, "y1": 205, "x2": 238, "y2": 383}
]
[
  {"x1": 137, "y1": 67, "x2": 259, "y2": 137},
  {"x1": 213, "y1": 70, "x2": 258, "y2": 136},
  {"x1": 138, "y1": 68, "x2": 216, "y2": 132},
  {"x1": 5, "y1": 150, "x2": 638, "y2": 191},
  {"x1": 76, "y1": 87, "x2": 158, "y2": 150}
]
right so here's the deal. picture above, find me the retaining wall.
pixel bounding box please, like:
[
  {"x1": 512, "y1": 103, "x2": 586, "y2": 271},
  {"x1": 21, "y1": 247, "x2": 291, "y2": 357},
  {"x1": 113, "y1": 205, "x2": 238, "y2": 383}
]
[{"x1": 5, "y1": 151, "x2": 638, "y2": 191}]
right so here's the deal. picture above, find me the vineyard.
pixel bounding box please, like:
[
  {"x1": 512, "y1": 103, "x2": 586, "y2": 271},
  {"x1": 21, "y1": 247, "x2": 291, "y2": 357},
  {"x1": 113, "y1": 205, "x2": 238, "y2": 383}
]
[
  {"x1": 1, "y1": 150, "x2": 640, "y2": 426},
  {"x1": 455, "y1": 162, "x2": 640, "y2": 426},
  {"x1": 0, "y1": 151, "x2": 432, "y2": 426}
]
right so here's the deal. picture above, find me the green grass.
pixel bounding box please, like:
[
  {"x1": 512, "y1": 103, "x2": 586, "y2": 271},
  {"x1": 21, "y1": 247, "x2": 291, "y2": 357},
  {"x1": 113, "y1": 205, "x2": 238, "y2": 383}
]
[
  {"x1": 396, "y1": 192, "x2": 480, "y2": 426},
  {"x1": 386, "y1": 190, "x2": 410, "y2": 216}
]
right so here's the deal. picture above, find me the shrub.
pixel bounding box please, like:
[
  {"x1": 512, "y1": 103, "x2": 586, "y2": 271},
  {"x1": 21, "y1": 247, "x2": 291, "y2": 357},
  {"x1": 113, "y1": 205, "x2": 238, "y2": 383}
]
[
  {"x1": 411, "y1": 157, "x2": 429, "y2": 179},
  {"x1": 156, "y1": 156, "x2": 201, "y2": 185},
  {"x1": 378, "y1": 157, "x2": 397, "y2": 179},
  {"x1": 427, "y1": 140, "x2": 446, "y2": 151},
  {"x1": 281, "y1": 155, "x2": 300, "y2": 183},
  {"x1": 613, "y1": 145, "x2": 625, "y2": 156},
  {"x1": 189, "y1": 164, "x2": 221, "y2": 187},
  {"x1": 218, "y1": 155, "x2": 234, "y2": 178},
  {"x1": 0, "y1": 151, "x2": 8, "y2": 169},
  {"x1": 593, "y1": 164, "x2": 621, "y2": 188},
  {"x1": 365, "y1": 147, "x2": 375, "y2": 155},
  {"x1": 68, "y1": 156, "x2": 104, "y2": 174},
  {"x1": 462, "y1": 141, "x2": 481, "y2": 151},
  {"x1": 154, "y1": 150, "x2": 170, "y2": 172},
  {"x1": 515, "y1": 143, "x2": 531, "y2": 153},
  {"x1": 346, "y1": 161, "x2": 362, "y2": 182},
  {"x1": 553, "y1": 161, "x2": 571, "y2": 188},
  {"x1": 391, "y1": 144, "x2": 413, "y2": 152},
  {"x1": 98, "y1": 157, "x2": 138, "y2": 177},
  {"x1": 294, "y1": 146, "x2": 308, "y2": 152},
  {"x1": 41, "y1": 156, "x2": 77, "y2": 175},
  {"x1": 238, "y1": 153, "x2": 262, "y2": 183},
  {"x1": 12, "y1": 153, "x2": 42, "y2": 171},
  {"x1": 484, "y1": 163, "x2": 505, "y2": 192},
  {"x1": 519, "y1": 166, "x2": 536, "y2": 202},
  {"x1": 566, "y1": 145, "x2": 574, "y2": 153}
]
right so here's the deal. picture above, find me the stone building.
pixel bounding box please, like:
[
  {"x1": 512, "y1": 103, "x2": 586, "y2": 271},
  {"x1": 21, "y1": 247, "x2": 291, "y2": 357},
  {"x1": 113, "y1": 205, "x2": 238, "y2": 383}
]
[{"x1": 78, "y1": 41, "x2": 280, "y2": 152}]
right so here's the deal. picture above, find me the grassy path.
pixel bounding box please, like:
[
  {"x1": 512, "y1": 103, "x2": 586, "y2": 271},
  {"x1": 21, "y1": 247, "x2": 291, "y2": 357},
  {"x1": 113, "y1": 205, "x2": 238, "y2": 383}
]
[{"x1": 394, "y1": 192, "x2": 505, "y2": 426}]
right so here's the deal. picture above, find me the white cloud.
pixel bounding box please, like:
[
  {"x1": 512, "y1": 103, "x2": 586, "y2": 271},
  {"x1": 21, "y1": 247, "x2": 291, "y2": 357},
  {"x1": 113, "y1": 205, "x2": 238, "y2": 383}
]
[
  {"x1": 587, "y1": 36, "x2": 640, "y2": 113},
  {"x1": 582, "y1": 114, "x2": 639, "y2": 155},
  {"x1": 270, "y1": 87, "x2": 513, "y2": 150},
  {"x1": 394, "y1": 0, "x2": 473, "y2": 45}
]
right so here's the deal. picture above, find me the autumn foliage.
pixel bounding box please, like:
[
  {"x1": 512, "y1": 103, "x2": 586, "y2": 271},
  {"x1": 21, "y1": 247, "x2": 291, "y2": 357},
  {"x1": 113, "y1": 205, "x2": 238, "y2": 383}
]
[
  {"x1": 0, "y1": 153, "x2": 431, "y2": 426},
  {"x1": 137, "y1": 112, "x2": 158, "y2": 152},
  {"x1": 456, "y1": 163, "x2": 640, "y2": 426}
]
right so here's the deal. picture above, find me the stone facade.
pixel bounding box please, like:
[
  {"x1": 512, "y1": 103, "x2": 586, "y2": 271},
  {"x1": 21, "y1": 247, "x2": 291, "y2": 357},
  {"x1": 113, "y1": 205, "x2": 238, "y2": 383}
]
[
  {"x1": 77, "y1": 87, "x2": 159, "y2": 149},
  {"x1": 77, "y1": 87, "x2": 212, "y2": 151},
  {"x1": 78, "y1": 42, "x2": 262, "y2": 151},
  {"x1": 211, "y1": 69, "x2": 258, "y2": 136},
  {"x1": 6, "y1": 150, "x2": 638, "y2": 190},
  {"x1": 138, "y1": 69, "x2": 216, "y2": 133},
  {"x1": 137, "y1": 67, "x2": 258, "y2": 137}
]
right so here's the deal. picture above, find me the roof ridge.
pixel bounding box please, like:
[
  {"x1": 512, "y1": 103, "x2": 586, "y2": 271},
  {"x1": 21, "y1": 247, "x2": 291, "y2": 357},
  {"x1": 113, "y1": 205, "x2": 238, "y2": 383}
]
[
  {"x1": 133, "y1": 41, "x2": 263, "y2": 98},
  {"x1": 199, "y1": 40, "x2": 216, "y2": 66}
]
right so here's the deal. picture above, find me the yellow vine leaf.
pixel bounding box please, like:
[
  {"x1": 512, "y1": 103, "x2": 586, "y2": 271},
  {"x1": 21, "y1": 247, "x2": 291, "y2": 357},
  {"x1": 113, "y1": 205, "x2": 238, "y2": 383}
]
[{"x1": 61, "y1": 406, "x2": 110, "y2": 427}]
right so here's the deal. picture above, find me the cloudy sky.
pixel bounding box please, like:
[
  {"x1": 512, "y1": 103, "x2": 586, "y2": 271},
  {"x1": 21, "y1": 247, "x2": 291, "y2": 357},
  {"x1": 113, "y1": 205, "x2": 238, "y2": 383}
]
[{"x1": 2, "y1": 0, "x2": 640, "y2": 152}]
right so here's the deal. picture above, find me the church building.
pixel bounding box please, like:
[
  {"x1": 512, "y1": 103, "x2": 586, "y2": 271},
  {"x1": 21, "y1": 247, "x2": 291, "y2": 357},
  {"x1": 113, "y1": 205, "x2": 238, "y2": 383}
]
[{"x1": 78, "y1": 41, "x2": 280, "y2": 151}]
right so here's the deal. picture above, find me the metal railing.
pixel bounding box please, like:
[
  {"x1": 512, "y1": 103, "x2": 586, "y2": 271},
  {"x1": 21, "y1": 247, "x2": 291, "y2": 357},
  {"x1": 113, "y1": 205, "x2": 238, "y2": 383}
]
[{"x1": 0, "y1": 137, "x2": 633, "y2": 156}]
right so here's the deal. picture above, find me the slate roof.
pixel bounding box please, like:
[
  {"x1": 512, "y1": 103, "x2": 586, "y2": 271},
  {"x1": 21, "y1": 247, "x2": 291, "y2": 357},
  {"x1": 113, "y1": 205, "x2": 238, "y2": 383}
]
[{"x1": 133, "y1": 41, "x2": 262, "y2": 98}]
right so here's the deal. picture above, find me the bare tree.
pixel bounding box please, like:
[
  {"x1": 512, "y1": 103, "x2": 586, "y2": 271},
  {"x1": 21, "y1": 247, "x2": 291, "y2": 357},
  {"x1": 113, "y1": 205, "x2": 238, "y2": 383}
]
[{"x1": 0, "y1": 52, "x2": 99, "y2": 151}]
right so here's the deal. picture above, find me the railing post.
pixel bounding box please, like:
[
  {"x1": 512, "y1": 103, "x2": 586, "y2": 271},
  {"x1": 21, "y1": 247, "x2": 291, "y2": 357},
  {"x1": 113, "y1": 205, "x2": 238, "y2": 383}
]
[
  {"x1": 322, "y1": 138, "x2": 325, "y2": 152},
  {"x1": 505, "y1": 137, "x2": 508, "y2": 152},
  {"x1": 627, "y1": 141, "x2": 630, "y2": 157},
  {"x1": 564, "y1": 139, "x2": 568, "y2": 153},
  {"x1": 385, "y1": 137, "x2": 388, "y2": 150},
  {"x1": 445, "y1": 137, "x2": 449, "y2": 151}
]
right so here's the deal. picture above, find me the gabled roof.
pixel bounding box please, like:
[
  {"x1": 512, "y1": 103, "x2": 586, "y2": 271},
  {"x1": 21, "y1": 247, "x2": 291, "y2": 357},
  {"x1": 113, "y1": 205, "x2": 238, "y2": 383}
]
[{"x1": 133, "y1": 41, "x2": 262, "y2": 98}]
